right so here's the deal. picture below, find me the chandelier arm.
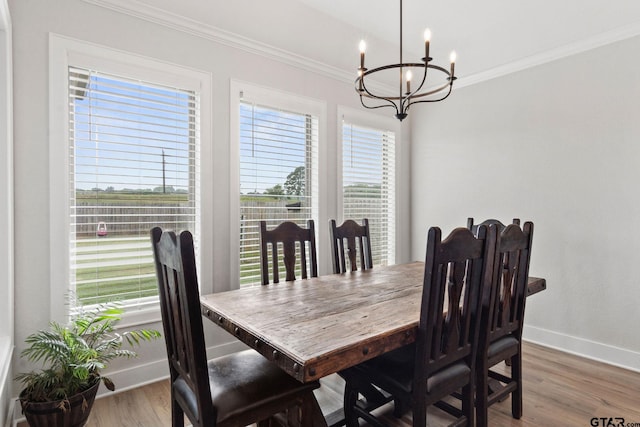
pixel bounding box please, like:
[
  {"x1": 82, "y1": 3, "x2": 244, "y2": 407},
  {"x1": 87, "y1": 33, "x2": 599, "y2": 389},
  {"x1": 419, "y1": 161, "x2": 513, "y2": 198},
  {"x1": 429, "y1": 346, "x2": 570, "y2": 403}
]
[
  {"x1": 401, "y1": 64, "x2": 430, "y2": 112},
  {"x1": 425, "y1": 63, "x2": 452, "y2": 76},
  {"x1": 357, "y1": 62, "x2": 432, "y2": 102},
  {"x1": 408, "y1": 80, "x2": 454, "y2": 100},
  {"x1": 359, "y1": 95, "x2": 399, "y2": 112},
  {"x1": 410, "y1": 63, "x2": 430, "y2": 97},
  {"x1": 359, "y1": 94, "x2": 401, "y2": 116},
  {"x1": 408, "y1": 64, "x2": 453, "y2": 98},
  {"x1": 359, "y1": 92, "x2": 401, "y2": 114},
  {"x1": 356, "y1": 76, "x2": 401, "y2": 115},
  {"x1": 406, "y1": 84, "x2": 453, "y2": 107}
]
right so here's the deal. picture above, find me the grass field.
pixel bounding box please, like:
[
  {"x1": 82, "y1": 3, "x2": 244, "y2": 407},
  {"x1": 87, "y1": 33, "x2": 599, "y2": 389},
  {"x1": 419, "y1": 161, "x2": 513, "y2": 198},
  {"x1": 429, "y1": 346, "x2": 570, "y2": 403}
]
[
  {"x1": 76, "y1": 190, "x2": 190, "y2": 204},
  {"x1": 74, "y1": 234, "x2": 264, "y2": 303},
  {"x1": 71, "y1": 192, "x2": 315, "y2": 302},
  {"x1": 73, "y1": 235, "x2": 156, "y2": 305}
]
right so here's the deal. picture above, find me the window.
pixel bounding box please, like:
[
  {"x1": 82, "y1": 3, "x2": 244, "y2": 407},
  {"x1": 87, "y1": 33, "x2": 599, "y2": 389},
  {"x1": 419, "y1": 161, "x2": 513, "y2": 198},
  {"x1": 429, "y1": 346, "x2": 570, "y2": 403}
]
[
  {"x1": 231, "y1": 82, "x2": 322, "y2": 287},
  {"x1": 68, "y1": 68, "x2": 199, "y2": 307},
  {"x1": 341, "y1": 114, "x2": 396, "y2": 266},
  {"x1": 50, "y1": 35, "x2": 211, "y2": 320}
]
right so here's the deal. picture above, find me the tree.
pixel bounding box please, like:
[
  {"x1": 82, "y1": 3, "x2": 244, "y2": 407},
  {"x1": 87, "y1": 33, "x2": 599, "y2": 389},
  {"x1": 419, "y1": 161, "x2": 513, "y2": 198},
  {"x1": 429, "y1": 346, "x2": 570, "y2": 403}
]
[
  {"x1": 284, "y1": 166, "x2": 305, "y2": 196},
  {"x1": 154, "y1": 186, "x2": 175, "y2": 193},
  {"x1": 264, "y1": 184, "x2": 284, "y2": 196}
]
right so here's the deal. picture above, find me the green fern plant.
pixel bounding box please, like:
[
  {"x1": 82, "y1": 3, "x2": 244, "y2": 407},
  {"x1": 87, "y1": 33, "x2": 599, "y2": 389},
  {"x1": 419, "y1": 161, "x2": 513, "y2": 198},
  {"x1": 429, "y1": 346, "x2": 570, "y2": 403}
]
[{"x1": 17, "y1": 303, "x2": 161, "y2": 403}]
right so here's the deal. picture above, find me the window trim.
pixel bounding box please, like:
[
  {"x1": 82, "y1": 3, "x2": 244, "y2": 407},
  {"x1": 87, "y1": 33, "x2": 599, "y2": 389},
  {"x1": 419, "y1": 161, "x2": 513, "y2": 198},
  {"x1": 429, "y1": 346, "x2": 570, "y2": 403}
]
[
  {"x1": 0, "y1": 5, "x2": 14, "y2": 385},
  {"x1": 336, "y1": 106, "x2": 401, "y2": 264},
  {"x1": 229, "y1": 80, "x2": 327, "y2": 288},
  {"x1": 49, "y1": 34, "x2": 212, "y2": 323}
]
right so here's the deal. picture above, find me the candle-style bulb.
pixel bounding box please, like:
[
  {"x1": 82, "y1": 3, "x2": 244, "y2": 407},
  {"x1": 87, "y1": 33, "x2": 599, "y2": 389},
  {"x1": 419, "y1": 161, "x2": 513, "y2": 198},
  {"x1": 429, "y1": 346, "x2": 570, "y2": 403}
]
[
  {"x1": 423, "y1": 29, "x2": 431, "y2": 62},
  {"x1": 449, "y1": 51, "x2": 456, "y2": 80},
  {"x1": 359, "y1": 40, "x2": 366, "y2": 71},
  {"x1": 406, "y1": 70, "x2": 413, "y2": 82}
]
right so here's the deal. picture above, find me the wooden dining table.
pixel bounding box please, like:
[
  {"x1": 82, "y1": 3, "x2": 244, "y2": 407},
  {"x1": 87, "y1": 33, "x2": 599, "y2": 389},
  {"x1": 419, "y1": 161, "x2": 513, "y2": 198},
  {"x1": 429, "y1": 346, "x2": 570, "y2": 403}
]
[{"x1": 200, "y1": 261, "x2": 546, "y2": 425}]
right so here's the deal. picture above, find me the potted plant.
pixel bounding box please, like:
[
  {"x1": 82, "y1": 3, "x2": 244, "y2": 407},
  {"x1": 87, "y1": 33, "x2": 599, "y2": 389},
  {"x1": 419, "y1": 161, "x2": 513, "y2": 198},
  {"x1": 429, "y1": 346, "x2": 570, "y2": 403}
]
[{"x1": 16, "y1": 302, "x2": 161, "y2": 427}]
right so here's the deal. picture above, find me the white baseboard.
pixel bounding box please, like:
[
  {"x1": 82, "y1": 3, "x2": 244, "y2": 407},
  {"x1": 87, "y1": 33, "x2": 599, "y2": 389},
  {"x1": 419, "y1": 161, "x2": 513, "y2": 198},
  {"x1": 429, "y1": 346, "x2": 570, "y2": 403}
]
[
  {"x1": 523, "y1": 325, "x2": 640, "y2": 373},
  {"x1": 7, "y1": 400, "x2": 15, "y2": 427}
]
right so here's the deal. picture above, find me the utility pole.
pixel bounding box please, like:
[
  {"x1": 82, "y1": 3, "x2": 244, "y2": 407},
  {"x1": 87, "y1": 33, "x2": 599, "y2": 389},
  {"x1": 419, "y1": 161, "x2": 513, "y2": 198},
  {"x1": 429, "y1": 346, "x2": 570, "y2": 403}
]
[{"x1": 162, "y1": 149, "x2": 166, "y2": 194}]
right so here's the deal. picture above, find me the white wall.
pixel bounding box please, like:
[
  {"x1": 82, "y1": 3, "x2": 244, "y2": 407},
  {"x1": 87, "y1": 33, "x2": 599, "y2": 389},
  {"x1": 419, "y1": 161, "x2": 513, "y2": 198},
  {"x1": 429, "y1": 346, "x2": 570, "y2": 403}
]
[
  {"x1": 8, "y1": 0, "x2": 412, "y2": 398},
  {"x1": 410, "y1": 35, "x2": 640, "y2": 371}
]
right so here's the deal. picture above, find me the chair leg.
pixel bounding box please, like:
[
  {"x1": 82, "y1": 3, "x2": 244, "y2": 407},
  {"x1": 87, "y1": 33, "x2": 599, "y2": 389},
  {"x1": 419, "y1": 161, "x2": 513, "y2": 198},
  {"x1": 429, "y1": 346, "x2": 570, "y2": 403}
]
[
  {"x1": 475, "y1": 358, "x2": 489, "y2": 427},
  {"x1": 511, "y1": 352, "x2": 523, "y2": 419},
  {"x1": 343, "y1": 380, "x2": 360, "y2": 427},
  {"x1": 171, "y1": 398, "x2": 186, "y2": 427},
  {"x1": 461, "y1": 382, "x2": 474, "y2": 427},
  {"x1": 412, "y1": 403, "x2": 427, "y2": 427},
  {"x1": 392, "y1": 397, "x2": 410, "y2": 418}
]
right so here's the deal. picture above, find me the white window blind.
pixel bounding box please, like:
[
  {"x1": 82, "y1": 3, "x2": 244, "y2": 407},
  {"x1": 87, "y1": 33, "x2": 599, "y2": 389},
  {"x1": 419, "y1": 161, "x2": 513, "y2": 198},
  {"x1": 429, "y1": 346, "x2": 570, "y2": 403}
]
[
  {"x1": 342, "y1": 121, "x2": 396, "y2": 266},
  {"x1": 239, "y1": 101, "x2": 318, "y2": 286},
  {"x1": 68, "y1": 66, "x2": 199, "y2": 308}
]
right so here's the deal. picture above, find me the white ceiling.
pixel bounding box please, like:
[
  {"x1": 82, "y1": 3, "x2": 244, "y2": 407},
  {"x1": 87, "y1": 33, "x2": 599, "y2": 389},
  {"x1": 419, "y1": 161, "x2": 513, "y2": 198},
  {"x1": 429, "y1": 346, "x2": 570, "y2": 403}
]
[
  {"x1": 117, "y1": 0, "x2": 640, "y2": 83},
  {"x1": 294, "y1": 0, "x2": 640, "y2": 72}
]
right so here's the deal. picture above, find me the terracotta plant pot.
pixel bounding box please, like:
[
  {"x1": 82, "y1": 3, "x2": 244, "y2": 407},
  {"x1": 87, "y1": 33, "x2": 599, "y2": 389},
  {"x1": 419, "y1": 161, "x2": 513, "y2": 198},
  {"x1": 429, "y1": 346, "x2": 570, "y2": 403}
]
[{"x1": 19, "y1": 381, "x2": 100, "y2": 427}]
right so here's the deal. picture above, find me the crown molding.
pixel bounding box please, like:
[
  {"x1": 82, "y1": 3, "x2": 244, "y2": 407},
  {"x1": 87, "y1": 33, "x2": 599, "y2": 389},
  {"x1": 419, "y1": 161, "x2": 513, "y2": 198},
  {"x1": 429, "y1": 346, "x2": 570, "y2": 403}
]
[
  {"x1": 80, "y1": 0, "x2": 367, "y2": 86},
  {"x1": 456, "y1": 21, "x2": 640, "y2": 89},
  {"x1": 83, "y1": 0, "x2": 640, "y2": 92}
]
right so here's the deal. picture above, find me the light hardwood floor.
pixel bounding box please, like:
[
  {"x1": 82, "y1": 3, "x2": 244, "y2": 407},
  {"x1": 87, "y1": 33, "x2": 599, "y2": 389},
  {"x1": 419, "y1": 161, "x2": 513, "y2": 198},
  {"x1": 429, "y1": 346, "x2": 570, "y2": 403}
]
[{"x1": 18, "y1": 342, "x2": 640, "y2": 426}]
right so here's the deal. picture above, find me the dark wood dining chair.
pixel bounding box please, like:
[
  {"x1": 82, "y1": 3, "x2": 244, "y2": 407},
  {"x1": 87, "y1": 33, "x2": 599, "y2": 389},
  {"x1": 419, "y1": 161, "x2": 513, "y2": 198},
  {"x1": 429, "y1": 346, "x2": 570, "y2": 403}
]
[
  {"x1": 260, "y1": 220, "x2": 318, "y2": 285},
  {"x1": 467, "y1": 217, "x2": 520, "y2": 235},
  {"x1": 341, "y1": 225, "x2": 498, "y2": 427},
  {"x1": 475, "y1": 221, "x2": 534, "y2": 427},
  {"x1": 329, "y1": 218, "x2": 373, "y2": 274},
  {"x1": 151, "y1": 227, "x2": 320, "y2": 427}
]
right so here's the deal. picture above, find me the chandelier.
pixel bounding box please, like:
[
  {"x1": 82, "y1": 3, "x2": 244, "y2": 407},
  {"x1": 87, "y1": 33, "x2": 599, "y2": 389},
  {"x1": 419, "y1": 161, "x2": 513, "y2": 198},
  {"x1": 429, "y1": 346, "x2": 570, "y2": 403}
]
[{"x1": 356, "y1": 0, "x2": 457, "y2": 121}]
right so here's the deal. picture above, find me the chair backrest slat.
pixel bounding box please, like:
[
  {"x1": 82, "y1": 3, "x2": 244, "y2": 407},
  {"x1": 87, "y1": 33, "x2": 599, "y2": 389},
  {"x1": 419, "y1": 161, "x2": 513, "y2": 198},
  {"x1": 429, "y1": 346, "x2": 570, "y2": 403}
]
[
  {"x1": 260, "y1": 220, "x2": 318, "y2": 285},
  {"x1": 329, "y1": 219, "x2": 373, "y2": 274}
]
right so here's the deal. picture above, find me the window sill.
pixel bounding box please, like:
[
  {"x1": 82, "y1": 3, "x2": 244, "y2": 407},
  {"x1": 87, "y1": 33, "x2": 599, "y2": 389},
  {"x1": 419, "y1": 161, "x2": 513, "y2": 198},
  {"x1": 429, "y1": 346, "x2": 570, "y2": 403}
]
[{"x1": 117, "y1": 304, "x2": 162, "y2": 329}]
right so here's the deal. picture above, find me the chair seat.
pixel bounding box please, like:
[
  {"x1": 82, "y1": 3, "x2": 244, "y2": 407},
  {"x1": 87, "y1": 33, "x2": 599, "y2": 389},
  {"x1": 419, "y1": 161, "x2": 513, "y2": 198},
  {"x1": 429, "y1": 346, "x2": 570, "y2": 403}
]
[
  {"x1": 174, "y1": 349, "x2": 319, "y2": 424},
  {"x1": 487, "y1": 336, "x2": 519, "y2": 365},
  {"x1": 348, "y1": 344, "x2": 471, "y2": 396}
]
